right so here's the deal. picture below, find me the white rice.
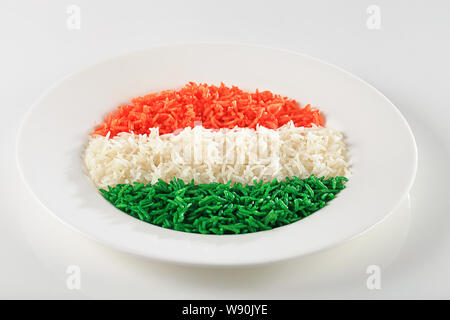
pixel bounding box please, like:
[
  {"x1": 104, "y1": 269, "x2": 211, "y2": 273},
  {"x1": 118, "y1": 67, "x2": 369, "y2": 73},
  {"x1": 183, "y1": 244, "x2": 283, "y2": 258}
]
[{"x1": 84, "y1": 122, "x2": 350, "y2": 189}]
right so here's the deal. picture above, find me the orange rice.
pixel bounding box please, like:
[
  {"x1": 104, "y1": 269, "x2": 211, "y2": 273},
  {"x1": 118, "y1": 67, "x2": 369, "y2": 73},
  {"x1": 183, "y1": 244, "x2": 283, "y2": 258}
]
[{"x1": 93, "y1": 82, "x2": 324, "y2": 137}]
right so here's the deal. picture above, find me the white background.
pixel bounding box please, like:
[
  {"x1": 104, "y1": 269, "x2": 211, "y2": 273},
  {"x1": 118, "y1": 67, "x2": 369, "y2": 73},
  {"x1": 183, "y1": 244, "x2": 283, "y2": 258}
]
[{"x1": 1, "y1": 0, "x2": 449, "y2": 299}]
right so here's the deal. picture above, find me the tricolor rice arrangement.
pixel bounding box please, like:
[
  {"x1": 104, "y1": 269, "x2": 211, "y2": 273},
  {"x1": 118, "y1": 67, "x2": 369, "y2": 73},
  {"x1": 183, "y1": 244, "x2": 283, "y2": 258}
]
[{"x1": 84, "y1": 83, "x2": 350, "y2": 234}]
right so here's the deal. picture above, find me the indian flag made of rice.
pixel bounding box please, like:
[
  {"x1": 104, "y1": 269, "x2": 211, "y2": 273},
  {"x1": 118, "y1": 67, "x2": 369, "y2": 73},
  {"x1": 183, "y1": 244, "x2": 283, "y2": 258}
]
[{"x1": 84, "y1": 83, "x2": 350, "y2": 234}]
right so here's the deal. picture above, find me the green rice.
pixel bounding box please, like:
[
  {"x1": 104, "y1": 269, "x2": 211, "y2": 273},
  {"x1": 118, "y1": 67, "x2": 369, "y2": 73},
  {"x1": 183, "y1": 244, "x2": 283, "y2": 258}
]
[{"x1": 100, "y1": 175, "x2": 348, "y2": 235}]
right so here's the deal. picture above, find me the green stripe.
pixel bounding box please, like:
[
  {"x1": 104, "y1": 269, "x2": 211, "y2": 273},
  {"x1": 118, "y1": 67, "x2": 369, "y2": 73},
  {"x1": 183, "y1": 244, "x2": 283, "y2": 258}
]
[{"x1": 100, "y1": 175, "x2": 348, "y2": 235}]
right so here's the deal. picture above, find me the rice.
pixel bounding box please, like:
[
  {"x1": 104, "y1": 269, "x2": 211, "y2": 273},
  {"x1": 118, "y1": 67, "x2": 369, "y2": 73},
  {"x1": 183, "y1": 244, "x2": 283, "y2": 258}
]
[{"x1": 84, "y1": 122, "x2": 350, "y2": 189}]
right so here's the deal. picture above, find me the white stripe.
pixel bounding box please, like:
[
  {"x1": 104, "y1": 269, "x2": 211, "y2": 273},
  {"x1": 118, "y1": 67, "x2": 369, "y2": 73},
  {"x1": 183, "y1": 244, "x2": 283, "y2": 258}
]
[{"x1": 84, "y1": 123, "x2": 349, "y2": 188}]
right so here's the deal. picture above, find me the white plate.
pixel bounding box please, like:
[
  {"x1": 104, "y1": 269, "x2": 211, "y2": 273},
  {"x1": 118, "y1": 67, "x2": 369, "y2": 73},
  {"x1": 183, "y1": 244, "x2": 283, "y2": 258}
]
[{"x1": 16, "y1": 44, "x2": 417, "y2": 266}]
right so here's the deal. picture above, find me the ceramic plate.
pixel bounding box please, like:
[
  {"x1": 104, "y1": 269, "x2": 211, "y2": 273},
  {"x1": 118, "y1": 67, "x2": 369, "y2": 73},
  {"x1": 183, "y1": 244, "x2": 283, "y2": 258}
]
[{"x1": 17, "y1": 44, "x2": 417, "y2": 266}]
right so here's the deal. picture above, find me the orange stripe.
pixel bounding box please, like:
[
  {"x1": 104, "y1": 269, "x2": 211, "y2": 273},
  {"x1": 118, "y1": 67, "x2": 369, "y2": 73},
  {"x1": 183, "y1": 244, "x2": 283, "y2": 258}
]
[{"x1": 92, "y1": 82, "x2": 324, "y2": 137}]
